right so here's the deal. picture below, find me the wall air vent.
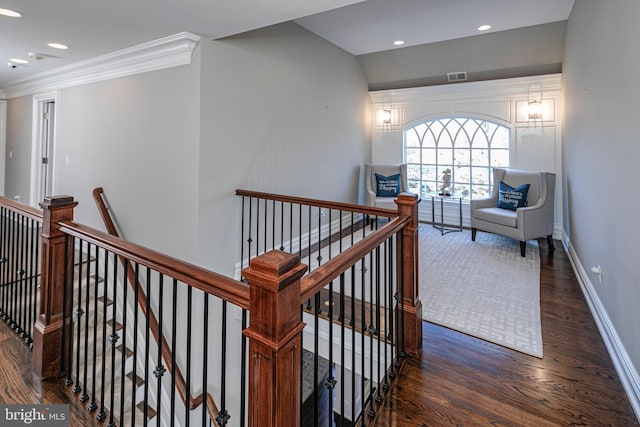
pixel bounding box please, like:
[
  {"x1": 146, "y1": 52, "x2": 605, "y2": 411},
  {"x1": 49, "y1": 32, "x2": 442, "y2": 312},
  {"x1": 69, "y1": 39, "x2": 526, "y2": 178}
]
[{"x1": 447, "y1": 71, "x2": 467, "y2": 82}]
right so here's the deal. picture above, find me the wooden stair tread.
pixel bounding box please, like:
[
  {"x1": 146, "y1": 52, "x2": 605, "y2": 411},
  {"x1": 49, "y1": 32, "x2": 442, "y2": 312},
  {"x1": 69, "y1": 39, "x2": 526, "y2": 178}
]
[{"x1": 136, "y1": 402, "x2": 157, "y2": 419}]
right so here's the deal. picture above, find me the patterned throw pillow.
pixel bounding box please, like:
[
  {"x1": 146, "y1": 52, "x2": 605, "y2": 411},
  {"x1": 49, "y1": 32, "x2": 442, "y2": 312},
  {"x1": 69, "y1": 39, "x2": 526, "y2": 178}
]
[
  {"x1": 497, "y1": 181, "x2": 530, "y2": 211},
  {"x1": 375, "y1": 173, "x2": 401, "y2": 197}
]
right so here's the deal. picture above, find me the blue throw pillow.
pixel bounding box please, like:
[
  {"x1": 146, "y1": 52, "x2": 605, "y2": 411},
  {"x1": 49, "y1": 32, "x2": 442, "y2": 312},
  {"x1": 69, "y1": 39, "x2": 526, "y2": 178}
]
[
  {"x1": 375, "y1": 173, "x2": 401, "y2": 197},
  {"x1": 497, "y1": 181, "x2": 530, "y2": 211}
]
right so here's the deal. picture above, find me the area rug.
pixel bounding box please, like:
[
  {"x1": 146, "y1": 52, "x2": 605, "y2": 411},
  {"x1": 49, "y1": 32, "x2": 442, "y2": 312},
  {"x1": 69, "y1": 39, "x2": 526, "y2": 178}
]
[{"x1": 419, "y1": 225, "x2": 543, "y2": 358}]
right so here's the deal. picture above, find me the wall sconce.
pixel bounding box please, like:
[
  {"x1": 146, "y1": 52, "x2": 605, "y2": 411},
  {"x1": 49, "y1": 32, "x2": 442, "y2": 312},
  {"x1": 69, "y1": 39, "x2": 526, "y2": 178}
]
[
  {"x1": 528, "y1": 100, "x2": 542, "y2": 120},
  {"x1": 375, "y1": 107, "x2": 400, "y2": 127},
  {"x1": 516, "y1": 99, "x2": 555, "y2": 123},
  {"x1": 381, "y1": 109, "x2": 392, "y2": 125}
]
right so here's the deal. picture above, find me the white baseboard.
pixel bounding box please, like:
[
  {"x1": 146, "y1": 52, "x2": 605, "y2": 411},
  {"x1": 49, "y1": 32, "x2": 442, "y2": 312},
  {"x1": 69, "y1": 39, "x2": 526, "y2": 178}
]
[{"x1": 562, "y1": 232, "x2": 640, "y2": 422}]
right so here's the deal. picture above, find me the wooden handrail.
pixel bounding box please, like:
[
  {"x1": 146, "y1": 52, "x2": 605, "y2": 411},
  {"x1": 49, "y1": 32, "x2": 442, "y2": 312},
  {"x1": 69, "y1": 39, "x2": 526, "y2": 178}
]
[
  {"x1": 300, "y1": 215, "x2": 409, "y2": 302},
  {"x1": 89, "y1": 188, "x2": 246, "y2": 420},
  {"x1": 58, "y1": 220, "x2": 249, "y2": 308},
  {"x1": 0, "y1": 196, "x2": 44, "y2": 222},
  {"x1": 236, "y1": 189, "x2": 400, "y2": 218}
]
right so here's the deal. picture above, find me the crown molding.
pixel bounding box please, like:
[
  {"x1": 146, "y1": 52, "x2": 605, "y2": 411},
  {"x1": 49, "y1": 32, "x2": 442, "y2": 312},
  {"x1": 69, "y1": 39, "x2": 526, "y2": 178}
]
[
  {"x1": 369, "y1": 74, "x2": 562, "y2": 106},
  {"x1": 2, "y1": 32, "x2": 201, "y2": 99}
]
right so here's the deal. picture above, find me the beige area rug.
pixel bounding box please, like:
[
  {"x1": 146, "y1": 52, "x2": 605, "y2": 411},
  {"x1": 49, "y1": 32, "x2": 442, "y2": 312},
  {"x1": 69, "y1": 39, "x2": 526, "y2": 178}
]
[{"x1": 419, "y1": 224, "x2": 543, "y2": 358}]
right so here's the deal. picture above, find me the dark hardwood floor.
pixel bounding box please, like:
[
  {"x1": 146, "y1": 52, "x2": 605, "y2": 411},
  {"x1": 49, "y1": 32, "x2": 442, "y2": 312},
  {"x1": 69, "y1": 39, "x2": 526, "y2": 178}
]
[
  {"x1": 0, "y1": 323, "x2": 103, "y2": 426},
  {"x1": 372, "y1": 240, "x2": 639, "y2": 426},
  {"x1": 1, "y1": 239, "x2": 638, "y2": 426}
]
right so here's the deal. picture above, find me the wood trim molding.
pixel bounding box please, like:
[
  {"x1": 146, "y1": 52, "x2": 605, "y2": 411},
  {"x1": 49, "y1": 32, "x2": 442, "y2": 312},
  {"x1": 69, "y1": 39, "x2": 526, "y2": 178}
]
[
  {"x1": 2, "y1": 32, "x2": 201, "y2": 99},
  {"x1": 562, "y1": 232, "x2": 640, "y2": 421}
]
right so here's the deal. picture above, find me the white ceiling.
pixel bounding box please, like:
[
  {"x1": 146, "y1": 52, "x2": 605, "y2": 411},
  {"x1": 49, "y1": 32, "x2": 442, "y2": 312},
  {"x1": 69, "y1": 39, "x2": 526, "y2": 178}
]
[{"x1": 0, "y1": 0, "x2": 574, "y2": 90}]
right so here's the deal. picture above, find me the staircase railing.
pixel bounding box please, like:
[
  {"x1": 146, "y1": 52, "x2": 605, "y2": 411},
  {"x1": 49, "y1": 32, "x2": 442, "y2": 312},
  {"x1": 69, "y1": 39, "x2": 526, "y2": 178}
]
[
  {"x1": 92, "y1": 187, "x2": 225, "y2": 424},
  {"x1": 237, "y1": 190, "x2": 423, "y2": 426},
  {"x1": 3, "y1": 188, "x2": 422, "y2": 427},
  {"x1": 0, "y1": 197, "x2": 43, "y2": 348}
]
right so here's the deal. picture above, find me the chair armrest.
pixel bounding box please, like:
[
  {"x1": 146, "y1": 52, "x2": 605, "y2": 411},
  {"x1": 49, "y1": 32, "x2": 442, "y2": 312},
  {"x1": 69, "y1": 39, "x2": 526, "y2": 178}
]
[{"x1": 470, "y1": 196, "x2": 496, "y2": 210}]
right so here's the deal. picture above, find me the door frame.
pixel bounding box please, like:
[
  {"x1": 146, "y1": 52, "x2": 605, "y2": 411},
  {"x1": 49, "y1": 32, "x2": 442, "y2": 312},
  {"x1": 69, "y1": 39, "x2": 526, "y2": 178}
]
[{"x1": 30, "y1": 91, "x2": 58, "y2": 207}]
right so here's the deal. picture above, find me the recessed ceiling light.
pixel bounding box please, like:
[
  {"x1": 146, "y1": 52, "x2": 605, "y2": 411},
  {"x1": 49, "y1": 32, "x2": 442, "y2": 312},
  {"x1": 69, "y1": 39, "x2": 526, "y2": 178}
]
[
  {"x1": 0, "y1": 7, "x2": 22, "y2": 17},
  {"x1": 393, "y1": 40, "x2": 405, "y2": 46},
  {"x1": 48, "y1": 42, "x2": 69, "y2": 50},
  {"x1": 10, "y1": 58, "x2": 29, "y2": 64},
  {"x1": 478, "y1": 24, "x2": 492, "y2": 31}
]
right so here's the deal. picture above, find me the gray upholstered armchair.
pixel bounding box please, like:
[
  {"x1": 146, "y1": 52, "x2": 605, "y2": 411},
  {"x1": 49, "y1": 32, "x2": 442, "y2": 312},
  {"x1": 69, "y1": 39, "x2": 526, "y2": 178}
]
[
  {"x1": 470, "y1": 168, "x2": 555, "y2": 257},
  {"x1": 364, "y1": 163, "x2": 409, "y2": 210}
]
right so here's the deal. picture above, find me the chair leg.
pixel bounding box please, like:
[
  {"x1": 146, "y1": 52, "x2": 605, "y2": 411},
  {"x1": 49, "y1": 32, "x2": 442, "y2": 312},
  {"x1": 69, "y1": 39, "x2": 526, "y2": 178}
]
[
  {"x1": 547, "y1": 235, "x2": 555, "y2": 251},
  {"x1": 520, "y1": 241, "x2": 526, "y2": 257},
  {"x1": 471, "y1": 228, "x2": 477, "y2": 241}
]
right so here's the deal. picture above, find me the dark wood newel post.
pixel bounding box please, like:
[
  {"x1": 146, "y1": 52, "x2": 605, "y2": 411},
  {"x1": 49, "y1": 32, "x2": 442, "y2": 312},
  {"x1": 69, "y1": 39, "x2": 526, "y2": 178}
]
[
  {"x1": 32, "y1": 195, "x2": 78, "y2": 379},
  {"x1": 395, "y1": 192, "x2": 423, "y2": 356},
  {"x1": 242, "y1": 250, "x2": 308, "y2": 427}
]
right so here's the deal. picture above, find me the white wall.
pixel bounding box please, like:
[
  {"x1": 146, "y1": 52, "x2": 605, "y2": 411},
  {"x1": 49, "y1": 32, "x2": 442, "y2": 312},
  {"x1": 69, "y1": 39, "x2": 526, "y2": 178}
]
[
  {"x1": 197, "y1": 22, "x2": 371, "y2": 275},
  {"x1": 370, "y1": 74, "x2": 563, "y2": 235},
  {"x1": 563, "y1": 0, "x2": 640, "y2": 417},
  {"x1": 0, "y1": 100, "x2": 5, "y2": 195}
]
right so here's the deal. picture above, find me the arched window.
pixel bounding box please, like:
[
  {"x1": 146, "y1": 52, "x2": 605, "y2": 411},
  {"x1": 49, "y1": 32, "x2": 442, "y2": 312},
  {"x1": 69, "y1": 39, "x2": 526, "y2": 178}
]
[{"x1": 404, "y1": 118, "x2": 510, "y2": 200}]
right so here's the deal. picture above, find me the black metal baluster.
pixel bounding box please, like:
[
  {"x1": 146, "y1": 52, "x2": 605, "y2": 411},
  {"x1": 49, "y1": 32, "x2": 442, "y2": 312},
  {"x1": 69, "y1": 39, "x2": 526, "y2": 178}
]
[
  {"x1": 399, "y1": 233, "x2": 406, "y2": 359},
  {"x1": 367, "y1": 250, "x2": 376, "y2": 419},
  {"x1": 143, "y1": 268, "x2": 151, "y2": 426},
  {"x1": 340, "y1": 273, "x2": 346, "y2": 427},
  {"x1": 388, "y1": 236, "x2": 396, "y2": 380},
  {"x1": 107, "y1": 253, "x2": 119, "y2": 427},
  {"x1": 382, "y1": 239, "x2": 390, "y2": 392},
  {"x1": 24, "y1": 218, "x2": 33, "y2": 343},
  {"x1": 9, "y1": 211, "x2": 18, "y2": 328},
  {"x1": 326, "y1": 279, "x2": 335, "y2": 426},
  {"x1": 350, "y1": 264, "x2": 356, "y2": 426},
  {"x1": 79, "y1": 242, "x2": 95, "y2": 402},
  {"x1": 280, "y1": 201, "x2": 285, "y2": 251},
  {"x1": 88, "y1": 244, "x2": 100, "y2": 412},
  {"x1": 263, "y1": 198, "x2": 268, "y2": 254},
  {"x1": 16, "y1": 214, "x2": 25, "y2": 335},
  {"x1": 0, "y1": 207, "x2": 6, "y2": 317},
  {"x1": 155, "y1": 274, "x2": 166, "y2": 426},
  {"x1": 241, "y1": 196, "x2": 246, "y2": 271},
  {"x1": 119, "y1": 260, "x2": 129, "y2": 425},
  {"x1": 72, "y1": 243, "x2": 84, "y2": 394},
  {"x1": 360, "y1": 257, "x2": 366, "y2": 426},
  {"x1": 255, "y1": 197, "x2": 260, "y2": 259},
  {"x1": 185, "y1": 286, "x2": 192, "y2": 426},
  {"x1": 240, "y1": 308, "x2": 247, "y2": 427},
  {"x1": 65, "y1": 237, "x2": 76, "y2": 387},
  {"x1": 130, "y1": 262, "x2": 140, "y2": 427},
  {"x1": 289, "y1": 203, "x2": 293, "y2": 253},
  {"x1": 31, "y1": 221, "x2": 41, "y2": 349},
  {"x1": 0, "y1": 207, "x2": 6, "y2": 318},
  {"x1": 58, "y1": 234, "x2": 70, "y2": 379},
  {"x1": 317, "y1": 207, "x2": 322, "y2": 268},
  {"x1": 375, "y1": 246, "x2": 382, "y2": 405},
  {"x1": 201, "y1": 292, "x2": 209, "y2": 427},
  {"x1": 313, "y1": 292, "x2": 320, "y2": 427},
  {"x1": 216, "y1": 300, "x2": 230, "y2": 426},
  {"x1": 170, "y1": 278, "x2": 178, "y2": 427},
  {"x1": 272, "y1": 199, "x2": 276, "y2": 251},
  {"x1": 97, "y1": 247, "x2": 108, "y2": 422}
]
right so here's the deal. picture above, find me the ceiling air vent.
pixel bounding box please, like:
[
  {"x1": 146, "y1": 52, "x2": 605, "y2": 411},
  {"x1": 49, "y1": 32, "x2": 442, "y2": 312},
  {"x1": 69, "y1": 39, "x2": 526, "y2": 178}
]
[{"x1": 447, "y1": 71, "x2": 467, "y2": 82}]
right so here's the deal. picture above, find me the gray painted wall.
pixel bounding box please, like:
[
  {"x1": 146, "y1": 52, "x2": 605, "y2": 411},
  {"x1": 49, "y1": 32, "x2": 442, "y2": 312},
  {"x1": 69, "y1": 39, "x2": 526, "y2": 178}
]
[
  {"x1": 197, "y1": 22, "x2": 371, "y2": 275},
  {"x1": 5, "y1": 96, "x2": 33, "y2": 203},
  {"x1": 358, "y1": 21, "x2": 566, "y2": 91},
  {"x1": 563, "y1": 0, "x2": 640, "y2": 374},
  {"x1": 2, "y1": 22, "x2": 370, "y2": 275}
]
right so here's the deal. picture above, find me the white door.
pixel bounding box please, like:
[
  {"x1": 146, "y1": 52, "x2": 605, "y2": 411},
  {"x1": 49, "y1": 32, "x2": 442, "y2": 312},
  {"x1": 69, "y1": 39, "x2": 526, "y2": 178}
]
[
  {"x1": 38, "y1": 100, "x2": 55, "y2": 202},
  {"x1": 0, "y1": 100, "x2": 6, "y2": 196},
  {"x1": 30, "y1": 93, "x2": 57, "y2": 207}
]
